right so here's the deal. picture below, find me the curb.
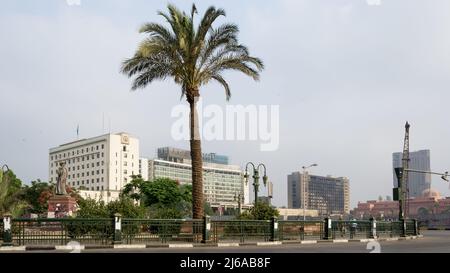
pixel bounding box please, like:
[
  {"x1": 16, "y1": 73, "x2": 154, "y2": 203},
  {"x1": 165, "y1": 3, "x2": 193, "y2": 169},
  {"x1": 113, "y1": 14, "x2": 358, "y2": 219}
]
[{"x1": 0, "y1": 235, "x2": 422, "y2": 251}]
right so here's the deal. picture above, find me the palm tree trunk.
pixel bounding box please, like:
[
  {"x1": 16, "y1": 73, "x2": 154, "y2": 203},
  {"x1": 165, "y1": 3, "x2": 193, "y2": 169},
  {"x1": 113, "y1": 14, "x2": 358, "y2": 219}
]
[{"x1": 188, "y1": 93, "x2": 204, "y2": 219}]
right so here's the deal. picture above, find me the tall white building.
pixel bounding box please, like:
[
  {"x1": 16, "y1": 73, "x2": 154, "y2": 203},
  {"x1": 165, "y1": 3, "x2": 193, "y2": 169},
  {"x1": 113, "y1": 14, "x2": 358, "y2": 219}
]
[{"x1": 49, "y1": 132, "x2": 139, "y2": 200}]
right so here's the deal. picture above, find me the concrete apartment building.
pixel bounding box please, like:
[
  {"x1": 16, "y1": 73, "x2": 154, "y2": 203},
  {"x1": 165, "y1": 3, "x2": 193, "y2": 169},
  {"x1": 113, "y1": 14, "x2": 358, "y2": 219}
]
[
  {"x1": 288, "y1": 172, "x2": 350, "y2": 215},
  {"x1": 49, "y1": 132, "x2": 139, "y2": 202}
]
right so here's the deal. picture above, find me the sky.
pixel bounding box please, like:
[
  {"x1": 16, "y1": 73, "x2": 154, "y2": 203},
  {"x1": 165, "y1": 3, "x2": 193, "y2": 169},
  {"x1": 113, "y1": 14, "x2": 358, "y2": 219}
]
[{"x1": 1, "y1": 0, "x2": 450, "y2": 208}]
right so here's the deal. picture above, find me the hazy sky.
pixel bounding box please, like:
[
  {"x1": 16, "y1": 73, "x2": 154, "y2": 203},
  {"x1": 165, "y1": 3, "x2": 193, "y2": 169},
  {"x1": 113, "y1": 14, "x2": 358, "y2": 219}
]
[{"x1": 1, "y1": 0, "x2": 450, "y2": 208}]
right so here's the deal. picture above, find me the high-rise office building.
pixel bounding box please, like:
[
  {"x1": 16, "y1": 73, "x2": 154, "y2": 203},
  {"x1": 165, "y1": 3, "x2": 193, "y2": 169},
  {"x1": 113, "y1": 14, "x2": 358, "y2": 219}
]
[
  {"x1": 49, "y1": 132, "x2": 139, "y2": 201},
  {"x1": 145, "y1": 147, "x2": 248, "y2": 209},
  {"x1": 288, "y1": 172, "x2": 350, "y2": 215},
  {"x1": 392, "y1": 149, "x2": 431, "y2": 198}
]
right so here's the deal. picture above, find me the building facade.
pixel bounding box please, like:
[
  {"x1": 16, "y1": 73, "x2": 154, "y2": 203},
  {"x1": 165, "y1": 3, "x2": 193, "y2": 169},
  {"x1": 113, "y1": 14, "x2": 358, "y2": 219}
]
[
  {"x1": 138, "y1": 158, "x2": 149, "y2": 181},
  {"x1": 351, "y1": 189, "x2": 450, "y2": 221},
  {"x1": 157, "y1": 147, "x2": 229, "y2": 165},
  {"x1": 146, "y1": 147, "x2": 248, "y2": 209},
  {"x1": 49, "y1": 132, "x2": 139, "y2": 197},
  {"x1": 288, "y1": 172, "x2": 350, "y2": 215},
  {"x1": 392, "y1": 149, "x2": 431, "y2": 198}
]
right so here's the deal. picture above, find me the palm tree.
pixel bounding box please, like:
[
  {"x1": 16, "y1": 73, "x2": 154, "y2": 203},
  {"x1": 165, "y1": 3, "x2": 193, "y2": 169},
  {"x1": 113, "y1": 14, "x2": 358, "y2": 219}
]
[{"x1": 121, "y1": 4, "x2": 263, "y2": 218}]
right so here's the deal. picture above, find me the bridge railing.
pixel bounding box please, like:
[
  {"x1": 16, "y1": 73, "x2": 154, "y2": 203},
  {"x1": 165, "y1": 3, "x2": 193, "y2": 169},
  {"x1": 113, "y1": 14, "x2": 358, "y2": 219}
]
[
  {"x1": 0, "y1": 216, "x2": 420, "y2": 246},
  {"x1": 278, "y1": 220, "x2": 324, "y2": 241}
]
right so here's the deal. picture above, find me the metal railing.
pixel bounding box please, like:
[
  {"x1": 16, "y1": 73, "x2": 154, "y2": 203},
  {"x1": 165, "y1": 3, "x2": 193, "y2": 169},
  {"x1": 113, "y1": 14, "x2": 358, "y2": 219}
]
[
  {"x1": 1, "y1": 217, "x2": 420, "y2": 246},
  {"x1": 331, "y1": 220, "x2": 372, "y2": 239},
  {"x1": 211, "y1": 220, "x2": 271, "y2": 243},
  {"x1": 11, "y1": 218, "x2": 113, "y2": 246},
  {"x1": 278, "y1": 220, "x2": 324, "y2": 241},
  {"x1": 122, "y1": 219, "x2": 203, "y2": 245}
]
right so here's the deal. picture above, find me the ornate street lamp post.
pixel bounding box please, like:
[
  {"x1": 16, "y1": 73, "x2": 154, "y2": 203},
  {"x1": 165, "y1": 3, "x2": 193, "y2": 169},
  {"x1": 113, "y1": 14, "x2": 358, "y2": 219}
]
[{"x1": 243, "y1": 162, "x2": 268, "y2": 206}]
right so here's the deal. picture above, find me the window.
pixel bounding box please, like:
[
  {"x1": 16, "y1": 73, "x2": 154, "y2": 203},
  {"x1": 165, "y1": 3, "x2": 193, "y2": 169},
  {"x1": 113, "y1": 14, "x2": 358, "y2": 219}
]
[
  {"x1": 77, "y1": 150, "x2": 79, "y2": 155},
  {"x1": 51, "y1": 156, "x2": 53, "y2": 160},
  {"x1": 97, "y1": 178, "x2": 99, "y2": 183},
  {"x1": 101, "y1": 152, "x2": 104, "y2": 157},
  {"x1": 91, "y1": 155, "x2": 94, "y2": 160},
  {"x1": 92, "y1": 163, "x2": 94, "y2": 167},
  {"x1": 96, "y1": 145, "x2": 99, "y2": 150},
  {"x1": 123, "y1": 146, "x2": 126, "y2": 152},
  {"x1": 91, "y1": 147, "x2": 93, "y2": 152},
  {"x1": 77, "y1": 158, "x2": 80, "y2": 162},
  {"x1": 97, "y1": 154, "x2": 100, "y2": 159},
  {"x1": 96, "y1": 170, "x2": 99, "y2": 175},
  {"x1": 82, "y1": 173, "x2": 84, "y2": 177},
  {"x1": 101, "y1": 177, "x2": 104, "y2": 182},
  {"x1": 82, "y1": 156, "x2": 84, "y2": 161},
  {"x1": 72, "y1": 151, "x2": 74, "y2": 156},
  {"x1": 124, "y1": 161, "x2": 127, "y2": 166},
  {"x1": 102, "y1": 144, "x2": 104, "y2": 149},
  {"x1": 97, "y1": 186, "x2": 99, "y2": 191},
  {"x1": 51, "y1": 170, "x2": 53, "y2": 175},
  {"x1": 124, "y1": 170, "x2": 127, "y2": 175},
  {"x1": 82, "y1": 180, "x2": 84, "y2": 185},
  {"x1": 87, "y1": 180, "x2": 89, "y2": 184},
  {"x1": 82, "y1": 149, "x2": 84, "y2": 153},
  {"x1": 77, "y1": 166, "x2": 80, "y2": 170},
  {"x1": 101, "y1": 186, "x2": 104, "y2": 190},
  {"x1": 92, "y1": 179, "x2": 94, "y2": 183},
  {"x1": 124, "y1": 153, "x2": 127, "y2": 158},
  {"x1": 97, "y1": 162, "x2": 100, "y2": 167},
  {"x1": 77, "y1": 173, "x2": 80, "y2": 178},
  {"x1": 101, "y1": 169, "x2": 104, "y2": 174},
  {"x1": 91, "y1": 171, "x2": 94, "y2": 175},
  {"x1": 102, "y1": 161, "x2": 104, "y2": 166},
  {"x1": 82, "y1": 165, "x2": 84, "y2": 169},
  {"x1": 77, "y1": 181, "x2": 80, "y2": 186}
]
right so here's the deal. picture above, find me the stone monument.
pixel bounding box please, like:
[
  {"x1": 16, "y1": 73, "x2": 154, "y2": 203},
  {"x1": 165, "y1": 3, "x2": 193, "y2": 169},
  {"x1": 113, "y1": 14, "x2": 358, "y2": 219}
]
[{"x1": 47, "y1": 162, "x2": 77, "y2": 218}]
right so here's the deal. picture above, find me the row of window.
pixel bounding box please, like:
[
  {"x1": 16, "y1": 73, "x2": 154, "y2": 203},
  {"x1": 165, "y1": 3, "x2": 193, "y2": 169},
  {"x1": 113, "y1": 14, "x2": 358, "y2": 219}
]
[
  {"x1": 51, "y1": 162, "x2": 105, "y2": 171},
  {"x1": 51, "y1": 144, "x2": 105, "y2": 160}
]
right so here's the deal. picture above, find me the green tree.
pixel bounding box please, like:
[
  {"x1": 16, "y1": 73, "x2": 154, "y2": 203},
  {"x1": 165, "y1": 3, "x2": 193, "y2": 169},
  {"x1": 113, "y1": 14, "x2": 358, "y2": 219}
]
[
  {"x1": 239, "y1": 203, "x2": 279, "y2": 220},
  {"x1": 21, "y1": 179, "x2": 51, "y2": 214},
  {"x1": 0, "y1": 166, "x2": 27, "y2": 217},
  {"x1": 121, "y1": 4, "x2": 263, "y2": 219},
  {"x1": 122, "y1": 175, "x2": 147, "y2": 202}
]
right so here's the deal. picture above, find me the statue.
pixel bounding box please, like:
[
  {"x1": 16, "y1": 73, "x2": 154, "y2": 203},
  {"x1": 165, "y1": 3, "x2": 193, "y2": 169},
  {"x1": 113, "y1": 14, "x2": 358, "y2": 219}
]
[{"x1": 56, "y1": 162, "x2": 68, "y2": 195}]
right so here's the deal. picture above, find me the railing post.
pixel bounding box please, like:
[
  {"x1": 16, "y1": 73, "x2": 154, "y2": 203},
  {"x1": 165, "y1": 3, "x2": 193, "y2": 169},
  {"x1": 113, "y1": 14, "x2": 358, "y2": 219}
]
[
  {"x1": 413, "y1": 219, "x2": 419, "y2": 235},
  {"x1": 401, "y1": 218, "x2": 406, "y2": 237},
  {"x1": 270, "y1": 216, "x2": 278, "y2": 241},
  {"x1": 201, "y1": 215, "x2": 210, "y2": 244},
  {"x1": 323, "y1": 218, "x2": 331, "y2": 240},
  {"x1": 2, "y1": 214, "x2": 13, "y2": 246},
  {"x1": 113, "y1": 213, "x2": 122, "y2": 245},
  {"x1": 370, "y1": 218, "x2": 377, "y2": 239}
]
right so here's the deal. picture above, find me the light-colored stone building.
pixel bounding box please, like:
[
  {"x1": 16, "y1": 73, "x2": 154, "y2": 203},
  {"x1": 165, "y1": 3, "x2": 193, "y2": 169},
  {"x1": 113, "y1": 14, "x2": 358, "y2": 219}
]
[{"x1": 49, "y1": 132, "x2": 139, "y2": 199}]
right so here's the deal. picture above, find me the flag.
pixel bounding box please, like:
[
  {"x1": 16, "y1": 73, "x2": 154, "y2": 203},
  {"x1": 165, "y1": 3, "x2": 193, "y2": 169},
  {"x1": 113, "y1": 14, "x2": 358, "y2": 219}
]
[{"x1": 77, "y1": 124, "x2": 79, "y2": 138}]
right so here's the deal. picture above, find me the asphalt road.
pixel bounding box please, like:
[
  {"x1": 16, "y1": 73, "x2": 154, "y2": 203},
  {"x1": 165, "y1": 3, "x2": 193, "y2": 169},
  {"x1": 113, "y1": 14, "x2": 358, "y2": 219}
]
[{"x1": 5, "y1": 230, "x2": 449, "y2": 253}]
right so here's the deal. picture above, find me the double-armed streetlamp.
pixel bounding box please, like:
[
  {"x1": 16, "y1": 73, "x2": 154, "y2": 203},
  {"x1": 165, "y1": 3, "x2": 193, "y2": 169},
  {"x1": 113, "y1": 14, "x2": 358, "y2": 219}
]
[
  {"x1": 243, "y1": 162, "x2": 268, "y2": 206},
  {"x1": 301, "y1": 163, "x2": 318, "y2": 221}
]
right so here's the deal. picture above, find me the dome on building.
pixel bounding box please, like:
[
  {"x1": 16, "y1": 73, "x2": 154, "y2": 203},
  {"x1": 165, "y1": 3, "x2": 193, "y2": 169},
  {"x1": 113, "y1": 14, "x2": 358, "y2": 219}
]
[{"x1": 421, "y1": 188, "x2": 441, "y2": 199}]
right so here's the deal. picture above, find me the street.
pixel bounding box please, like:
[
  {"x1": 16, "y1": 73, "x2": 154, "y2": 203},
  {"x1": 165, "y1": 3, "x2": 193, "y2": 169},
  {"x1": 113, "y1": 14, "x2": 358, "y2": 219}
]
[{"x1": 4, "y1": 230, "x2": 449, "y2": 253}]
